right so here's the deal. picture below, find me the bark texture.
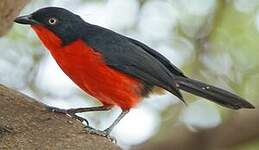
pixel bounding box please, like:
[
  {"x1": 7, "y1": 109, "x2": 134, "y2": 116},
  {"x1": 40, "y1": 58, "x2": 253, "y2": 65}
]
[
  {"x1": 0, "y1": 0, "x2": 30, "y2": 36},
  {"x1": 0, "y1": 85, "x2": 121, "y2": 150}
]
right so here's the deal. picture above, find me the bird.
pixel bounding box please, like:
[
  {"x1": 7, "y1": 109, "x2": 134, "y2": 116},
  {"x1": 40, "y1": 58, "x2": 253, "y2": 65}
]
[{"x1": 15, "y1": 7, "x2": 254, "y2": 138}]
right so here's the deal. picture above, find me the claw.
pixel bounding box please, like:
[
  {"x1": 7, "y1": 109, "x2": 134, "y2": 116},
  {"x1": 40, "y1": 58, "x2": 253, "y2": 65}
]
[
  {"x1": 84, "y1": 126, "x2": 116, "y2": 143},
  {"x1": 45, "y1": 106, "x2": 89, "y2": 126},
  {"x1": 45, "y1": 105, "x2": 118, "y2": 143},
  {"x1": 66, "y1": 112, "x2": 89, "y2": 126},
  {"x1": 45, "y1": 106, "x2": 68, "y2": 113}
]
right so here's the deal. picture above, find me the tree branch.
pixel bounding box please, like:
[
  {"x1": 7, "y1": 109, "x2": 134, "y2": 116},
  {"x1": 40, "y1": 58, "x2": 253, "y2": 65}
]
[
  {"x1": 0, "y1": 85, "x2": 121, "y2": 150},
  {"x1": 0, "y1": 0, "x2": 30, "y2": 36}
]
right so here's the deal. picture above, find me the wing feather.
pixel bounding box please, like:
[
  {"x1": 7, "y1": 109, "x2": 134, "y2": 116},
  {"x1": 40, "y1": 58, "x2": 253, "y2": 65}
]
[{"x1": 82, "y1": 24, "x2": 183, "y2": 100}]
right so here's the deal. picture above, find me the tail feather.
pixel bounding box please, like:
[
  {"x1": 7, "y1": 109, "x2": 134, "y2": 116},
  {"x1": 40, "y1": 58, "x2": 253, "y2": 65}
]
[{"x1": 175, "y1": 76, "x2": 255, "y2": 109}]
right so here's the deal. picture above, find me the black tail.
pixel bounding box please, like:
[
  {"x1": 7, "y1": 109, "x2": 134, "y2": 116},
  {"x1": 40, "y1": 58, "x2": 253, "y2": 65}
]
[{"x1": 175, "y1": 76, "x2": 255, "y2": 109}]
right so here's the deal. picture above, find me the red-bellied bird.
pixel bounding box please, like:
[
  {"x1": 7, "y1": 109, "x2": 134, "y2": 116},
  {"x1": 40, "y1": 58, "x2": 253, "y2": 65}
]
[{"x1": 15, "y1": 7, "x2": 254, "y2": 138}]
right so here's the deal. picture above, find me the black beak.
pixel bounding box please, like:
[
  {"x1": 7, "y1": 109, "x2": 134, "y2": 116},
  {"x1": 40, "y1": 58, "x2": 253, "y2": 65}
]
[{"x1": 14, "y1": 15, "x2": 38, "y2": 25}]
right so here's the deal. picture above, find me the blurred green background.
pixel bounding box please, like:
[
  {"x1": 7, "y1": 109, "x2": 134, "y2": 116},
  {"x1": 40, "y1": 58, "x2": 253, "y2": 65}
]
[{"x1": 0, "y1": 0, "x2": 258, "y2": 149}]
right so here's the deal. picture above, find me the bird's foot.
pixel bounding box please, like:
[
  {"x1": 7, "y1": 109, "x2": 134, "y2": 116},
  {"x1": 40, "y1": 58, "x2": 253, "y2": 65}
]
[
  {"x1": 45, "y1": 106, "x2": 89, "y2": 126},
  {"x1": 84, "y1": 126, "x2": 116, "y2": 143}
]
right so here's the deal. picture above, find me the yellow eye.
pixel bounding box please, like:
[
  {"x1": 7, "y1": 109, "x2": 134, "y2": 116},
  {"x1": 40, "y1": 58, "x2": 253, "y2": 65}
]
[{"x1": 48, "y1": 17, "x2": 58, "y2": 25}]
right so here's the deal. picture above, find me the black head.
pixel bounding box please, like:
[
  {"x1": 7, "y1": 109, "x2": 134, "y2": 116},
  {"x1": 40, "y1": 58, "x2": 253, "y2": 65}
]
[{"x1": 15, "y1": 7, "x2": 85, "y2": 44}]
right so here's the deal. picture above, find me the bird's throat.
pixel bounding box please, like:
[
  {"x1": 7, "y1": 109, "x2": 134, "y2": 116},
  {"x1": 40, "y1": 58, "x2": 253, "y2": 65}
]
[{"x1": 31, "y1": 25, "x2": 63, "y2": 51}]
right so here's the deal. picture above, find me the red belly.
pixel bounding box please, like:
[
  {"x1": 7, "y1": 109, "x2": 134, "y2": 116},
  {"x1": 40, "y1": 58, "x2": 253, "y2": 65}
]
[{"x1": 32, "y1": 25, "x2": 142, "y2": 109}]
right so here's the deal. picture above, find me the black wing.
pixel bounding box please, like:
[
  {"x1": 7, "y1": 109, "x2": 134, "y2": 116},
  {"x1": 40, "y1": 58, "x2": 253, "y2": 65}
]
[
  {"x1": 127, "y1": 37, "x2": 186, "y2": 77},
  {"x1": 82, "y1": 24, "x2": 183, "y2": 100}
]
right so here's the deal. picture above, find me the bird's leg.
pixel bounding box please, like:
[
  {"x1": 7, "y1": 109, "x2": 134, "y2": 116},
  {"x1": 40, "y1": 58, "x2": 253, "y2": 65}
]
[
  {"x1": 104, "y1": 110, "x2": 129, "y2": 134},
  {"x1": 84, "y1": 110, "x2": 129, "y2": 140},
  {"x1": 46, "y1": 105, "x2": 112, "y2": 126}
]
